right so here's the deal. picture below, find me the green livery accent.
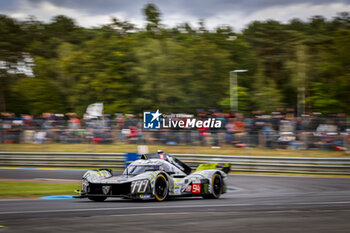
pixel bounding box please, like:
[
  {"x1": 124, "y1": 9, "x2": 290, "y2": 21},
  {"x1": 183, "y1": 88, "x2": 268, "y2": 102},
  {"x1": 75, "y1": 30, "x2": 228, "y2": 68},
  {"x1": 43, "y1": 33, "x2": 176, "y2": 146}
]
[
  {"x1": 195, "y1": 163, "x2": 218, "y2": 171},
  {"x1": 149, "y1": 171, "x2": 158, "y2": 182},
  {"x1": 174, "y1": 178, "x2": 183, "y2": 184},
  {"x1": 74, "y1": 189, "x2": 81, "y2": 194}
]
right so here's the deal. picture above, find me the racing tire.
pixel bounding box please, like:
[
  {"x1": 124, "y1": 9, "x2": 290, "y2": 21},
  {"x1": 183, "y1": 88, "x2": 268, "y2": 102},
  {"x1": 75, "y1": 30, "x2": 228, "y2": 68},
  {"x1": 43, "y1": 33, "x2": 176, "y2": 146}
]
[
  {"x1": 202, "y1": 173, "x2": 223, "y2": 199},
  {"x1": 154, "y1": 174, "x2": 168, "y2": 201},
  {"x1": 88, "y1": 196, "x2": 107, "y2": 202}
]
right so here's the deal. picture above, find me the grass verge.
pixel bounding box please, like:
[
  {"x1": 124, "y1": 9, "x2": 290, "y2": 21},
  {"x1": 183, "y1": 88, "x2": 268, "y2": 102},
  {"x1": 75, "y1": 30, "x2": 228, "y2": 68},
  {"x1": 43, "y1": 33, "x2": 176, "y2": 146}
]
[
  {"x1": 0, "y1": 182, "x2": 80, "y2": 198},
  {"x1": 0, "y1": 143, "x2": 348, "y2": 157}
]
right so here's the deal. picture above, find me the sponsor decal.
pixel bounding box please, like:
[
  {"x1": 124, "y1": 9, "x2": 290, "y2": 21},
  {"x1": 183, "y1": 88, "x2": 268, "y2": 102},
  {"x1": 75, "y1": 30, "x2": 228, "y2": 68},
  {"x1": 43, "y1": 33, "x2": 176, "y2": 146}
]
[
  {"x1": 139, "y1": 194, "x2": 151, "y2": 199},
  {"x1": 174, "y1": 188, "x2": 181, "y2": 195},
  {"x1": 143, "y1": 109, "x2": 222, "y2": 129},
  {"x1": 192, "y1": 183, "x2": 201, "y2": 194},
  {"x1": 185, "y1": 185, "x2": 192, "y2": 192}
]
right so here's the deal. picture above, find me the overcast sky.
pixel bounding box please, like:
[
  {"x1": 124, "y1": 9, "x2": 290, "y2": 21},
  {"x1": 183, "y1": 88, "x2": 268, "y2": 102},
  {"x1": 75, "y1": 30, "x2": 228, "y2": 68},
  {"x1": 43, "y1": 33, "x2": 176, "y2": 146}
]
[{"x1": 1, "y1": 0, "x2": 350, "y2": 30}]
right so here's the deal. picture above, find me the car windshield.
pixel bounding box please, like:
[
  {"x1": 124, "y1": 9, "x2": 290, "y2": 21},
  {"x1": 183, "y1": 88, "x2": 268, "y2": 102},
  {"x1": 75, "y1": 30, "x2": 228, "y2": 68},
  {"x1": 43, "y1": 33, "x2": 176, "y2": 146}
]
[{"x1": 124, "y1": 165, "x2": 160, "y2": 175}]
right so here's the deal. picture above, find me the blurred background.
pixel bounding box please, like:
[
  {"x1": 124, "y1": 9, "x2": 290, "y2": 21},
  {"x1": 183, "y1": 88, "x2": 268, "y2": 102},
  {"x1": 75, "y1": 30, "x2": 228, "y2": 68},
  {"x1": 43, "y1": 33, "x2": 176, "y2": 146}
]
[{"x1": 0, "y1": 2, "x2": 349, "y2": 153}]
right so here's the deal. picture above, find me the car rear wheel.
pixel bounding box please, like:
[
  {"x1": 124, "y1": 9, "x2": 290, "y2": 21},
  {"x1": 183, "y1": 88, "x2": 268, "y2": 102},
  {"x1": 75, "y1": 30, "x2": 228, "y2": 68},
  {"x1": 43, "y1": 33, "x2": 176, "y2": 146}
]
[
  {"x1": 88, "y1": 196, "x2": 107, "y2": 202},
  {"x1": 202, "y1": 173, "x2": 223, "y2": 199},
  {"x1": 154, "y1": 174, "x2": 168, "y2": 201}
]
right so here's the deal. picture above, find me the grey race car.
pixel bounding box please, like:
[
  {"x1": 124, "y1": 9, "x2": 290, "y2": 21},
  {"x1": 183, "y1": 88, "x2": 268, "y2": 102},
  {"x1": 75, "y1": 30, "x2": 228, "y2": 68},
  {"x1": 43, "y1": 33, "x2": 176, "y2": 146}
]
[{"x1": 74, "y1": 151, "x2": 230, "y2": 201}]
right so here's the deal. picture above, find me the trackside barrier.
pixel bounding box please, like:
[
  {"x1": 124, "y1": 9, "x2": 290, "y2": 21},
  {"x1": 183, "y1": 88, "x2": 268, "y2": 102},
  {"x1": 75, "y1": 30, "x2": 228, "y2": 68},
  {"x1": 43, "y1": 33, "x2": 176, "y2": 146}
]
[{"x1": 0, "y1": 152, "x2": 349, "y2": 175}]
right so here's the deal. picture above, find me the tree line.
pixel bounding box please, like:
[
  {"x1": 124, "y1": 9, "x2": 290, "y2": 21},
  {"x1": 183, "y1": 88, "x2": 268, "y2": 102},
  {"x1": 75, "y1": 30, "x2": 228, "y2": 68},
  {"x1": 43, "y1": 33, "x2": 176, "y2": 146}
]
[{"x1": 1, "y1": 4, "x2": 349, "y2": 116}]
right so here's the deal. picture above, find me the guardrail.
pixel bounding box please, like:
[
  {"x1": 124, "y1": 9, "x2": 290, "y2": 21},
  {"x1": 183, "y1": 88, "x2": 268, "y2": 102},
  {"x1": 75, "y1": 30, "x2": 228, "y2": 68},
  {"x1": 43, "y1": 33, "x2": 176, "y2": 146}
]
[{"x1": 0, "y1": 152, "x2": 349, "y2": 175}]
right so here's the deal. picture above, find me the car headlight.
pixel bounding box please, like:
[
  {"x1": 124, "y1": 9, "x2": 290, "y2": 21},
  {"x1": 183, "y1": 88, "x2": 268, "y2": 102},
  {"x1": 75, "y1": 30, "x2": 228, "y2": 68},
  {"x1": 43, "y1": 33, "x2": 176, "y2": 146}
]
[
  {"x1": 82, "y1": 180, "x2": 89, "y2": 192},
  {"x1": 131, "y1": 180, "x2": 149, "y2": 194}
]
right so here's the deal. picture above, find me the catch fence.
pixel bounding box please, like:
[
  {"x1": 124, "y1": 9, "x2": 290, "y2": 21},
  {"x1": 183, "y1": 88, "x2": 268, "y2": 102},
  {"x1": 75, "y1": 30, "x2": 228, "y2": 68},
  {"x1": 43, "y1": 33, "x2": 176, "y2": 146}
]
[{"x1": 1, "y1": 152, "x2": 349, "y2": 175}]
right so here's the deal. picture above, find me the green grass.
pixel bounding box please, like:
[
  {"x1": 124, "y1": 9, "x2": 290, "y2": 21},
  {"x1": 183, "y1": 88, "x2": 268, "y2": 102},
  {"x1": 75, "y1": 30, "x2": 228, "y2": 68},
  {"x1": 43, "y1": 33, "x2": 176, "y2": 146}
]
[
  {"x1": 0, "y1": 182, "x2": 80, "y2": 198},
  {"x1": 0, "y1": 143, "x2": 348, "y2": 157}
]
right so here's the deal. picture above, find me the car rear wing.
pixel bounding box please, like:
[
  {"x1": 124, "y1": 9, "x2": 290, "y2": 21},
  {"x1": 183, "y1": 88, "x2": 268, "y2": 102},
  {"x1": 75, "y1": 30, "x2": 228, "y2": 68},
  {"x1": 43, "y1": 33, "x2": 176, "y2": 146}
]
[{"x1": 195, "y1": 163, "x2": 231, "y2": 174}]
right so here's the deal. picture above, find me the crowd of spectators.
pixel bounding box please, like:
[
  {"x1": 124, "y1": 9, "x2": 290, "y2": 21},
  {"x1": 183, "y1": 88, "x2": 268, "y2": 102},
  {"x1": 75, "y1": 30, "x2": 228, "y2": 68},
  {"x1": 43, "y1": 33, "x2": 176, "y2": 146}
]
[{"x1": 0, "y1": 110, "x2": 349, "y2": 151}]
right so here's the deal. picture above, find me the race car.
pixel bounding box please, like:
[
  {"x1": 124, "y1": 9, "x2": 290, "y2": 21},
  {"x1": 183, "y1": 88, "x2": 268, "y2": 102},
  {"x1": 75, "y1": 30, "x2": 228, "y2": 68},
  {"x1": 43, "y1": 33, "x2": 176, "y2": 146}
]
[{"x1": 74, "y1": 151, "x2": 230, "y2": 201}]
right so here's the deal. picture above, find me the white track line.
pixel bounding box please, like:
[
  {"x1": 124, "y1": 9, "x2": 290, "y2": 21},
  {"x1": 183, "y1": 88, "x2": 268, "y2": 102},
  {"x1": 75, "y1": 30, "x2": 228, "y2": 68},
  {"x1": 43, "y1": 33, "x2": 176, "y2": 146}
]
[
  {"x1": 110, "y1": 212, "x2": 192, "y2": 217},
  {"x1": 1, "y1": 202, "x2": 350, "y2": 215},
  {"x1": 33, "y1": 178, "x2": 80, "y2": 182}
]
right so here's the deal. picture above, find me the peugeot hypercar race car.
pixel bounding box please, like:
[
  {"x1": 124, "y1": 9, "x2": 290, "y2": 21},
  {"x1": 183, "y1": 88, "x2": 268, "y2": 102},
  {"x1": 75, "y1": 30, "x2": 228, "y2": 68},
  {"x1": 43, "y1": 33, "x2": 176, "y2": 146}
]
[{"x1": 74, "y1": 151, "x2": 230, "y2": 201}]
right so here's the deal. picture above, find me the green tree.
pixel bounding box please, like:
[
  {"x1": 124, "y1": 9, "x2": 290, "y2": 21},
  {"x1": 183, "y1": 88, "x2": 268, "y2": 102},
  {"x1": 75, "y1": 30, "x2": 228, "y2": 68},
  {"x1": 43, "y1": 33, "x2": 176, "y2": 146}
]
[
  {"x1": 59, "y1": 32, "x2": 135, "y2": 115},
  {"x1": 307, "y1": 29, "x2": 350, "y2": 114},
  {"x1": 251, "y1": 66, "x2": 284, "y2": 113},
  {"x1": 1, "y1": 6, "x2": 350, "y2": 116},
  {"x1": 132, "y1": 36, "x2": 231, "y2": 112},
  {"x1": 243, "y1": 20, "x2": 298, "y2": 107},
  {"x1": 143, "y1": 3, "x2": 162, "y2": 33},
  {"x1": 218, "y1": 86, "x2": 252, "y2": 113},
  {"x1": 285, "y1": 44, "x2": 309, "y2": 116},
  {"x1": 0, "y1": 15, "x2": 27, "y2": 112},
  {"x1": 132, "y1": 38, "x2": 191, "y2": 112},
  {"x1": 12, "y1": 77, "x2": 66, "y2": 114}
]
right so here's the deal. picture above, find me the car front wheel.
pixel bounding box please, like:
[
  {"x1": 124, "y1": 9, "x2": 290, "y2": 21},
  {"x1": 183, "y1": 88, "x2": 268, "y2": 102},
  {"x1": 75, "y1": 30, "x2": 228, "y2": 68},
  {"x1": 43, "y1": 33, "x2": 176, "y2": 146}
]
[{"x1": 154, "y1": 174, "x2": 168, "y2": 201}]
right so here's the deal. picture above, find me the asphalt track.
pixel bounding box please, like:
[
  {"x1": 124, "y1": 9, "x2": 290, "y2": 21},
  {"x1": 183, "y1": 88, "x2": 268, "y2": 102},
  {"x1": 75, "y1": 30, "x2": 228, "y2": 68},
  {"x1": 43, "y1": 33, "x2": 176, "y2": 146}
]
[{"x1": 1, "y1": 168, "x2": 350, "y2": 232}]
